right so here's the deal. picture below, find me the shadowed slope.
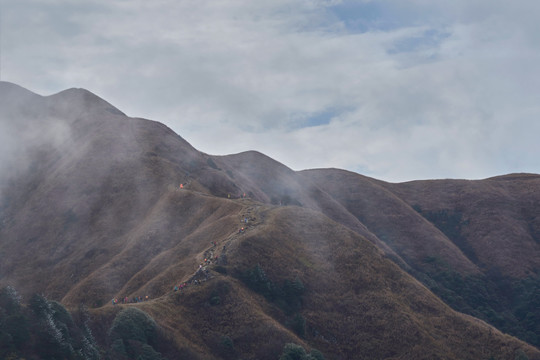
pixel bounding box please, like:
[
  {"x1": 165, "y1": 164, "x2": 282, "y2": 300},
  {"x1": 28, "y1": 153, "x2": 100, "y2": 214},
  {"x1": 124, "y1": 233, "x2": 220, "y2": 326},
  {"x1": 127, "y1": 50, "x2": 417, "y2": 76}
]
[
  {"x1": 303, "y1": 168, "x2": 540, "y2": 349},
  {"x1": 301, "y1": 169, "x2": 479, "y2": 274},
  {"x1": 382, "y1": 174, "x2": 540, "y2": 277}
]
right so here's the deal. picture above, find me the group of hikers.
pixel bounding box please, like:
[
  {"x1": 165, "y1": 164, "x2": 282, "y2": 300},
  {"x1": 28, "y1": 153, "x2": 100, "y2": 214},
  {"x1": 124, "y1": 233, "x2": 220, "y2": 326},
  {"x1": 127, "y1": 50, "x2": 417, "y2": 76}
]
[
  {"x1": 110, "y1": 204, "x2": 257, "y2": 306},
  {"x1": 238, "y1": 215, "x2": 255, "y2": 233},
  {"x1": 228, "y1": 192, "x2": 248, "y2": 199},
  {"x1": 171, "y1": 241, "x2": 220, "y2": 293},
  {"x1": 170, "y1": 211, "x2": 252, "y2": 291},
  {"x1": 173, "y1": 283, "x2": 188, "y2": 292}
]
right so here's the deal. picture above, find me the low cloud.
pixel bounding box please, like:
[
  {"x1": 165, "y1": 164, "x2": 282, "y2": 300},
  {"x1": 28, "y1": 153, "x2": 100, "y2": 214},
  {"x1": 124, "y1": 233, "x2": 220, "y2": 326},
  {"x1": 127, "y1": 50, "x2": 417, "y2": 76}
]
[{"x1": 2, "y1": 0, "x2": 540, "y2": 181}]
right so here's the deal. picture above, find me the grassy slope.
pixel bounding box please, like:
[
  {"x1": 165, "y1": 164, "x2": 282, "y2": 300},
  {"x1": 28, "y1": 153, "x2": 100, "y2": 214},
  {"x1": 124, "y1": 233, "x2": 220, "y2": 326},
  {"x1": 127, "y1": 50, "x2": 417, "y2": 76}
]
[
  {"x1": 383, "y1": 174, "x2": 540, "y2": 277},
  {"x1": 302, "y1": 168, "x2": 540, "y2": 349},
  {"x1": 300, "y1": 169, "x2": 480, "y2": 274},
  {"x1": 90, "y1": 204, "x2": 540, "y2": 359}
]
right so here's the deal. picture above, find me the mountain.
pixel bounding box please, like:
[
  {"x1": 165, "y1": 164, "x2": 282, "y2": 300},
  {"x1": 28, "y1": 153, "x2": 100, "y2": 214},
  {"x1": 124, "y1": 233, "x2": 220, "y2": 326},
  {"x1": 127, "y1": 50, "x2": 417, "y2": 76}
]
[
  {"x1": 303, "y1": 169, "x2": 540, "y2": 348},
  {"x1": 0, "y1": 81, "x2": 539, "y2": 359}
]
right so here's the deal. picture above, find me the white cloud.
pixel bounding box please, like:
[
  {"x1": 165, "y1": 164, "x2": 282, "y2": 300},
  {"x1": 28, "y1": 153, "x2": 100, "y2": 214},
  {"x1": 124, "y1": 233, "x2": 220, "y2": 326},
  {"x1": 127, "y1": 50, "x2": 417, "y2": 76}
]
[{"x1": 2, "y1": 0, "x2": 540, "y2": 181}]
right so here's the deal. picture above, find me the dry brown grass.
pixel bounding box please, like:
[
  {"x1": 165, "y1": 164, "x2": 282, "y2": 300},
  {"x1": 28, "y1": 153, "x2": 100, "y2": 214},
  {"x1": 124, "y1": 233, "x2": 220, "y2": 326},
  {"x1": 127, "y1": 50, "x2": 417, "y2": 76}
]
[
  {"x1": 81, "y1": 203, "x2": 540, "y2": 359},
  {"x1": 303, "y1": 168, "x2": 540, "y2": 278}
]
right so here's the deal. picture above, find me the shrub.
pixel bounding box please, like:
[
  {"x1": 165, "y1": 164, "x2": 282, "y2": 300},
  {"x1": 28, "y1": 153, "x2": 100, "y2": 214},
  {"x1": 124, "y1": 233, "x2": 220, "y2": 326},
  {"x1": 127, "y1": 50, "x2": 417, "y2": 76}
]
[
  {"x1": 241, "y1": 264, "x2": 275, "y2": 299},
  {"x1": 0, "y1": 286, "x2": 22, "y2": 314},
  {"x1": 29, "y1": 293, "x2": 51, "y2": 318},
  {"x1": 110, "y1": 338, "x2": 127, "y2": 357},
  {"x1": 279, "y1": 343, "x2": 326, "y2": 360},
  {"x1": 290, "y1": 313, "x2": 306, "y2": 337},
  {"x1": 214, "y1": 265, "x2": 228, "y2": 274},
  {"x1": 0, "y1": 287, "x2": 103, "y2": 359},
  {"x1": 280, "y1": 277, "x2": 305, "y2": 314},
  {"x1": 108, "y1": 308, "x2": 165, "y2": 360},
  {"x1": 4, "y1": 314, "x2": 29, "y2": 349},
  {"x1": 80, "y1": 336, "x2": 101, "y2": 360},
  {"x1": 220, "y1": 335, "x2": 234, "y2": 351},
  {"x1": 241, "y1": 265, "x2": 307, "y2": 317},
  {"x1": 0, "y1": 331, "x2": 15, "y2": 354},
  {"x1": 210, "y1": 296, "x2": 221, "y2": 306},
  {"x1": 219, "y1": 335, "x2": 235, "y2": 358},
  {"x1": 309, "y1": 349, "x2": 325, "y2": 360},
  {"x1": 208, "y1": 281, "x2": 230, "y2": 306},
  {"x1": 137, "y1": 343, "x2": 164, "y2": 360},
  {"x1": 279, "y1": 343, "x2": 307, "y2": 360},
  {"x1": 49, "y1": 300, "x2": 75, "y2": 346},
  {"x1": 50, "y1": 300, "x2": 74, "y2": 327},
  {"x1": 109, "y1": 308, "x2": 158, "y2": 344}
]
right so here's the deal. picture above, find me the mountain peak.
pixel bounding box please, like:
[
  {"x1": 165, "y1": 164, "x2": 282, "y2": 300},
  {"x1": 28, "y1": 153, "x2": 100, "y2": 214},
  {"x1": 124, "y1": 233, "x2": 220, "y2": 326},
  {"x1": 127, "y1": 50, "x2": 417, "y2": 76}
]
[{"x1": 0, "y1": 82, "x2": 126, "y2": 117}]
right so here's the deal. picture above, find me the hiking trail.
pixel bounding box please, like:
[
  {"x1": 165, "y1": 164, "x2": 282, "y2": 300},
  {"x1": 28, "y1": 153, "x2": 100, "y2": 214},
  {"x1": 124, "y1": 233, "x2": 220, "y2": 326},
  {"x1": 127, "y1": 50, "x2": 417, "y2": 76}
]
[{"x1": 175, "y1": 198, "x2": 265, "y2": 291}]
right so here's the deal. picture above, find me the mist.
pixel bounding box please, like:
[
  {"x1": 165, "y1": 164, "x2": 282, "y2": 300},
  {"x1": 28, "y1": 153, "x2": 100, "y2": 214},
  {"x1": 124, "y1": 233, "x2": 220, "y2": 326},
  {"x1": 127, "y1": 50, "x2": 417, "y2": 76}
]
[
  {"x1": 1, "y1": 1, "x2": 540, "y2": 182},
  {"x1": 0, "y1": 82, "x2": 73, "y2": 191}
]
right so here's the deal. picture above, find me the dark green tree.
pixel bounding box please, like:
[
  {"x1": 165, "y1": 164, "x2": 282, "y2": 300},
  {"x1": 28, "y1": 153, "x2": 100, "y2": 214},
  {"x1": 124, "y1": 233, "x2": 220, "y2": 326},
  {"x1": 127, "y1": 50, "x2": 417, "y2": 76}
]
[
  {"x1": 279, "y1": 343, "x2": 326, "y2": 360},
  {"x1": 290, "y1": 313, "x2": 306, "y2": 337},
  {"x1": 108, "y1": 307, "x2": 164, "y2": 360},
  {"x1": 109, "y1": 308, "x2": 158, "y2": 344},
  {"x1": 279, "y1": 343, "x2": 307, "y2": 360}
]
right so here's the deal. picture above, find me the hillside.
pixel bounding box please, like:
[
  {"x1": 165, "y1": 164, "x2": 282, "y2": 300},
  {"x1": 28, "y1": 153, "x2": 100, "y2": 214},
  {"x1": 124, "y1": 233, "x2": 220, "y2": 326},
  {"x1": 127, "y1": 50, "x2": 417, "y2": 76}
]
[
  {"x1": 0, "y1": 81, "x2": 539, "y2": 359},
  {"x1": 302, "y1": 169, "x2": 540, "y2": 346}
]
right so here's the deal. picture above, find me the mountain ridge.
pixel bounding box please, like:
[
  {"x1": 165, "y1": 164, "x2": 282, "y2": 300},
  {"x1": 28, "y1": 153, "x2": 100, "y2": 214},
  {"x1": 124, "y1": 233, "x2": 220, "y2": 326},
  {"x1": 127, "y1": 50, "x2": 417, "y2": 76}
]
[{"x1": 1, "y1": 82, "x2": 539, "y2": 359}]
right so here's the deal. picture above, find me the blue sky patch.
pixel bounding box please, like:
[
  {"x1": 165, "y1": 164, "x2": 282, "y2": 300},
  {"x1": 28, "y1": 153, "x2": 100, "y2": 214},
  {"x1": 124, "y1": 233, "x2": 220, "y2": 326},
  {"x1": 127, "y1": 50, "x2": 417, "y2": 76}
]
[
  {"x1": 299, "y1": 106, "x2": 354, "y2": 129},
  {"x1": 388, "y1": 28, "x2": 451, "y2": 54},
  {"x1": 328, "y1": 1, "x2": 389, "y2": 33},
  {"x1": 305, "y1": 108, "x2": 336, "y2": 127},
  {"x1": 327, "y1": 1, "x2": 421, "y2": 33}
]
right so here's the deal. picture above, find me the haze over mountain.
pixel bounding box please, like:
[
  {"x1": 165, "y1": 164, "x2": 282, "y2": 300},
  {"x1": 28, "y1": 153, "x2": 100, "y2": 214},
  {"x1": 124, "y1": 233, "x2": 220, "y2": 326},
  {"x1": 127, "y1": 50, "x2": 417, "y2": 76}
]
[{"x1": 0, "y1": 81, "x2": 539, "y2": 359}]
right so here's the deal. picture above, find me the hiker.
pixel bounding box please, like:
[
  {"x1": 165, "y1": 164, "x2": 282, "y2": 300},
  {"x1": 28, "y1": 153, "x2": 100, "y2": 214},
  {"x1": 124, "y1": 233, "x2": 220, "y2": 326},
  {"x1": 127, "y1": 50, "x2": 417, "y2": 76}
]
[{"x1": 180, "y1": 183, "x2": 184, "y2": 189}]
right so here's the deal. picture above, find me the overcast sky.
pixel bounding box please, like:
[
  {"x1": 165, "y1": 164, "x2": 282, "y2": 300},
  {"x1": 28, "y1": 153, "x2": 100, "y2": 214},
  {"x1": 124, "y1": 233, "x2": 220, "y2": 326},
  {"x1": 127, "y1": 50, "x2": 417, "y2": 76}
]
[{"x1": 1, "y1": 0, "x2": 539, "y2": 182}]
